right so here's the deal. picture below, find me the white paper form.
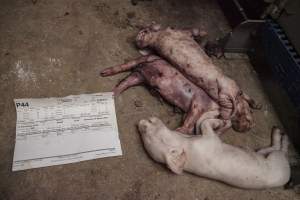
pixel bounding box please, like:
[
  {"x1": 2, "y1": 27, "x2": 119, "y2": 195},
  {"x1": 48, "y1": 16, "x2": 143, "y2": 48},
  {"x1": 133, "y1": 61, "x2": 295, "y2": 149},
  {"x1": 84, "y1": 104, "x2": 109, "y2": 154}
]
[{"x1": 13, "y1": 92, "x2": 122, "y2": 171}]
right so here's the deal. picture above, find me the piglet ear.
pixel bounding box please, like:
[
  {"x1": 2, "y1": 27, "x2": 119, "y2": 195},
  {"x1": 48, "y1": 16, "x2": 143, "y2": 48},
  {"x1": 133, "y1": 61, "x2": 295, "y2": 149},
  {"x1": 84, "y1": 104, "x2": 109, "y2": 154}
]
[
  {"x1": 150, "y1": 22, "x2": 161, "y2": 31},
  {"x1": 165, "y1": 148, "x2": 186, "y2": 174}
]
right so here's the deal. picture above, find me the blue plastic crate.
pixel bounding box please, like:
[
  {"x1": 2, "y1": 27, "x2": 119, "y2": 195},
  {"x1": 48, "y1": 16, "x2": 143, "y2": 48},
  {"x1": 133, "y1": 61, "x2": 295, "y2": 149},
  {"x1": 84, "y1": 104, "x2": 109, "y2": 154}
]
[{"x1": 262, "y1": 19, "x2": 300, "y2": 111}]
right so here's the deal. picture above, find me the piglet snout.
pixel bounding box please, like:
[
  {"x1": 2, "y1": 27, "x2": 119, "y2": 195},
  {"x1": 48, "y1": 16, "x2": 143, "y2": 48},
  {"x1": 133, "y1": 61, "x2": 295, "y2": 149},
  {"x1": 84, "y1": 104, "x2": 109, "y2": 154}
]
[{"x1": 138, "y1": 119, "x2": 149, "y2": 134}]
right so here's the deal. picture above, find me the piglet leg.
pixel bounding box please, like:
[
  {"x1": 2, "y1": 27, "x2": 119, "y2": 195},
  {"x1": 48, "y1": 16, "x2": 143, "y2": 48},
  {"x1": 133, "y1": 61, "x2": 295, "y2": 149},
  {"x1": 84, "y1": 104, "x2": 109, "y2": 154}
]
[
  {"x1": 214, "y1": 120, "x2": 231, "y2": 134},
  {"x1": 195, "y1": 110, "x2": 231, "y2": 135},
  {"x1": 176, "y1": 98, "x2": 203, "y2": 134},
  {"x1": 190, "y1": 28, "x2": 208, "y2": 38},
  {"x1": 100, "y1": 55, "x2": 160, "y2": 76},
  {"x1": 198, "y1": 118, "x2": 225, "y2": 137},
  {"x1": 256, "y1": 127, "x2": 282, "y2": 155},
  {"x1": 113, "y1": 72, "x2": 144, "y2": 96}
]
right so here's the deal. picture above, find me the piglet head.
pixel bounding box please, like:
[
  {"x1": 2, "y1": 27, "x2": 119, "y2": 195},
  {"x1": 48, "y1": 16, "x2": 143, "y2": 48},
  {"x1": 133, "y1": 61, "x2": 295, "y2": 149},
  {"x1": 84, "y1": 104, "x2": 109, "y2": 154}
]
[
  {"x1": 136, "y1": 23, "x2": 161, "y2": 49},
  {"x1": 231, "y1": 98, "x2": 254, "y2": 132},
  {"x1": 138, "y1": 117, "x2": 169, "y2": 163},
  {"x1": 138, "y1": 117, "x2": 186, "y2": 174}
]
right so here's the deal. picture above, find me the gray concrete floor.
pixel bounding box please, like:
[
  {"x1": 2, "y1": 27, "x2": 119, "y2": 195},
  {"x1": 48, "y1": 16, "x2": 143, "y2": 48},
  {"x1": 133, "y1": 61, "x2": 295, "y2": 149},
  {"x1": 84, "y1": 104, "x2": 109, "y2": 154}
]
[{"x1": 0, "y1": 0, "x2": 299, "y2": 199}]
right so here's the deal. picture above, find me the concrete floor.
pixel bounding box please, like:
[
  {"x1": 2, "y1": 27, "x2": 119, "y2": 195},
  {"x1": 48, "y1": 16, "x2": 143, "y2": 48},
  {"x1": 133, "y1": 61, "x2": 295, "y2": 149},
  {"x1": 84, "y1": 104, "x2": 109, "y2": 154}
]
[{"x1": 0, "y1": 0, "x2": 299, "y2": 199}]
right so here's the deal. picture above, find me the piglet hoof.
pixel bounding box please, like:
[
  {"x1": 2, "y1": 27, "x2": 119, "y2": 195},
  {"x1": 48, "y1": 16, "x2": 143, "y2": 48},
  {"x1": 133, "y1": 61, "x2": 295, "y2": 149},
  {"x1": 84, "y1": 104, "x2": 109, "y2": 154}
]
[
  {"x1": 191, "y1": 28, "x2": 207, "y2": 37},
  {"x1": 139, "y1": 49, "x2": 152, "y2": 56},
  {"x1": 247, "y1": 98, "x2": 263, "y2": 110},
  {"x1": 272, "y1": 126, "x2": 280, "y2": 131},
  {"x1": 112, "y1": 88, "x2": 120, "y2": 97},
  {"x1": 138, "y1": 117, "x2": 162, "y2": 134},
  {"x1": 138, "y1": 119, "x2": 150, "y2": 134},
  {"x1": 176, "y1": 126, "x2": 193, "y2": 135},
  {"x1": 100, "y1": 69, "x2": 110, "y2": 77},
  {"x1": 204, "y1": 41, "x2": 224, "y2": 58},
  {"x1": 199, "y1": 30, "x2": 208, "y2": 37},
  {"x1": 253, "y1": 103, "x2": 263, "y2": 110}
]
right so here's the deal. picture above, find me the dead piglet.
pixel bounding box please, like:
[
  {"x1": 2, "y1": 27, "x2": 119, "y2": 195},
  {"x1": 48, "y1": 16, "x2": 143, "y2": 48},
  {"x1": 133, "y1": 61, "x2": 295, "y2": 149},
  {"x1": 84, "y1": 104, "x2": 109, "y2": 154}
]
[
  {"x1": 100, "y1": 55, "x2": 222, "y2": 134},
  {"x1": 138, "y1": 117, "x2": 290, "y2": 189},
  {"x1": 135, "y1": 25, "x2": 261, "y2": 132}
]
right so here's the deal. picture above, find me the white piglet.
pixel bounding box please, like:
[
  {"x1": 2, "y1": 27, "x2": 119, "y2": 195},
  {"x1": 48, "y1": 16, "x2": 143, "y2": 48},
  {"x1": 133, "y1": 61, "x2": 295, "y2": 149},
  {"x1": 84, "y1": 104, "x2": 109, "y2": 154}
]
[{"x1": 138, "y1": 117, "x2": 290, "y2": 189}]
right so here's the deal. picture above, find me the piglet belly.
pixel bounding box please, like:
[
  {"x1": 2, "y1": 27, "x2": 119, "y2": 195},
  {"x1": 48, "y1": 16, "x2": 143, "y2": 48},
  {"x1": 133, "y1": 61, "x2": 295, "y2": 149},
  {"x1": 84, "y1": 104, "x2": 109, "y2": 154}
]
[
  {"x1": 140, "y1": 61, "x2": 196, "y2": 111},
  {"x1": 156, "y1": 80, "x2": 193, "y2": 112},
  {"x1": 190, "y1": 147, "x2": 276, "y2": 188}
]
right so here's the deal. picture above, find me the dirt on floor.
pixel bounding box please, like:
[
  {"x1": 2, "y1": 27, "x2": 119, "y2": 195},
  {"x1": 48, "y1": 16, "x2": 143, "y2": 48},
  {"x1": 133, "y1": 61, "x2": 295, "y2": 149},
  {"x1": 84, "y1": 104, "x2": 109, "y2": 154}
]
[{"x1": 0, "y1": 0, "x2": 299, "y2": 199}]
